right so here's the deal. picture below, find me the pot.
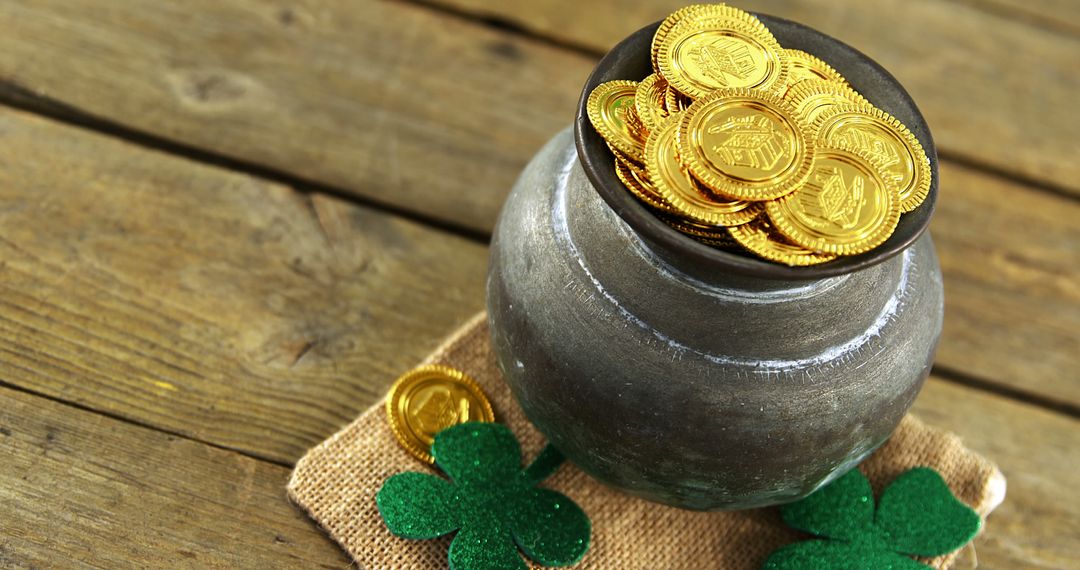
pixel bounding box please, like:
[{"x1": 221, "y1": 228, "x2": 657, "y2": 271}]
[{"x1": 486, "y1": 15, "x2": 942, "y2": 510}]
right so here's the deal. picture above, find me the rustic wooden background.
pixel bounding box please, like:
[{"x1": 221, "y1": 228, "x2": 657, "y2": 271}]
[{"x1": 0, "y1": 1, "x2": 1077, "y2": 568}]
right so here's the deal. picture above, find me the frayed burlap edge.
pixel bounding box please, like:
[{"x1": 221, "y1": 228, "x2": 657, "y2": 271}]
[{"x1": 288, "y1": 312, "x2": 1004, "y2": 570}]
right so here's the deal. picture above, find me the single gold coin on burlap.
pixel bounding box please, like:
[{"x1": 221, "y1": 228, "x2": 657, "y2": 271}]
[
  {"x1": 615, "y1": 157, "x2": 676, "y2": 213},
  {"x1": 729, "y1": 216, "x2": 838, "y2": 266},
  {"x1": 385, "y1": 364, "x2": 495, "y2": 464},
  {"x1": 678, "y1": 88, "x2": 814, "y2": 201},
  {"x1": 766, "y1": 145, "x2": 900, "y2": 255},
  {"x1": 784, "y1": 78, "x2": 869, "y2": 125},
  {"x1": 635, "y1": 73, "x2": 670, "y2": 132},
  {"x1": 587, "y1": 80, "x2": 648, "y2": 163},
  {"x1": 648, "y1": 112, "x2": 762, "y2": 226},
  {"x1": 814, "y1": 103, "x2": 932, "y2": 212},
  {"x1": 783, "y1": 49, "x2": 847, "y2": 86},
  {"x1": 657, "y1": 7, "x2": 787, "y2": 98}
]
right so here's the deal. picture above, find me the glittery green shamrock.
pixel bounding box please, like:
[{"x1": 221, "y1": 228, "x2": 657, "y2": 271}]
[
  {"x1": 377, "y1": 422, "x2": 590, "y2": 570},
  {"x1": 763, "y1": 467, "x2": 982, "y2": 569}
]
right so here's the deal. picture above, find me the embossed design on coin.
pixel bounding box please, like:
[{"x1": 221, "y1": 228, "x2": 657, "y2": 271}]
[
  {"x1": 679, "y1": 88, "x2": 813, "y2": 200},
  {"x1": 659, "y1": 24, "x2": 787, "y2": 98},
  {"x1": 766, "y1": 146, "x2": 900, "y2": 255},
  {"x1": 815, "y1": 104, "x2": 931, "y2": 212},
  {"x1": 587, "y1": 80, "x2": 647, "y2": 163},
  {"x1": 648, "y1": 112, "x2": 762, "y2": 226},
  {"x1": 386, "y1": 365, "x2": 495, "y2": 463}
]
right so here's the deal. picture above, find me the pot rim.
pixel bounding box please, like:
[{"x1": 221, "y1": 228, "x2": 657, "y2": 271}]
[{"x1": 574, "y1": 15, "x2": 939, "y2": 281}]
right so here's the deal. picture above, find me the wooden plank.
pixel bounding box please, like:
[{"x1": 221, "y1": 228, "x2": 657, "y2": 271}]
[
  {"x1": 0, "y1": 385, "x2": 350, "y2": 569},
  {"x1": 911, "y1": 379, "x2": 1080, "y2": 569},
  {"x1": 971, "y1": 0, "x2": 1080, "y2": 36},
  {"x1": 432, "y1": 0, "x2": 1080, "y2": 195},
  {"x1": 1, "y1": 374, "x2": 1071, "y2": 569},
  {"x1": 0, "y1": 104, "x2": 1074, "y2": 465},
  {"x1": 0, "y1": 0, "x2": 589, "y2": 234},
  {"x1": 0, "y1": 106, "x2": 488, "y2": 465},
  {"x1": 933, "y1": 162, "x2": 1080, "y2": 407}
]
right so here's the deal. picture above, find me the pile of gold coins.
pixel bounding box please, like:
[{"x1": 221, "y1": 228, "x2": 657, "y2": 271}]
[{"x1": 587, "y1": 3, "x2": 931, "y2": 266}]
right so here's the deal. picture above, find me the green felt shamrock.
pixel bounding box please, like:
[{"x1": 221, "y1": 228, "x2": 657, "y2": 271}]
[
  {"x1": 376, "y1": 422, "x2": 590, "y2": 570},
  {"x1": 763, "y1": 467, "x2": 982, "y2": 569}
]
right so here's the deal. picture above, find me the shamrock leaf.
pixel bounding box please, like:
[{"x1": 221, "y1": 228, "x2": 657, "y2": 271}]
[
  {"x1": 377, "y1": 422, "x2": 590, "y2": 570},
  {"x1": 876, "y1": 468, "x2": 982, "y2": 557},
  {"x1": 764, "y1": 467, "x2": 981, "y2": 569}
]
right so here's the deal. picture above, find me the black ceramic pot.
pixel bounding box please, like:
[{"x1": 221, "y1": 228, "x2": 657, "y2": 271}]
[{"x1": 486, "y1": 15, "x2": 942, "y2": 510}]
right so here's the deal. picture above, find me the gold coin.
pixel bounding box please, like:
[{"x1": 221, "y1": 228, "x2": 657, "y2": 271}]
[
  {"x1": 615, "y1": 157, "x2": 675, "y2": 213},
  {"x1": 783, "y1": 79, "x2": 869, "y2": 126},
  {"x1": 729, "y1": 216, "x2": 838, "y2": 266},
  {"x1": 765, "y1": 145, "x2": 900, "y2": 255},
  {"x1": 665, "y1": 86, "x2": 692, "y2": 113},
  {"x1": 814, "y1": 103, "x2": 932, "y2": 212},
  {"x1": 678, "y1": 88, "x2": 814, "y2": 201},
  {"x1": 657, "y1": 7, "x2": 787, "y2": 98},
  {"x1": 386, "y1": 365, "x2": 495, "y2": 464},
  {"x1": 647, "y1": 112, "x2": 762, "y2": 226},
  {"x1": 587, "y1": 80, "x2": 648, "y2": 163},
  {"x1": 660, "y1": 214, "x2": 737, "y2": 239},
  {"x1": 651, "y1": 4, "x2": 711, "y2": 72},
  {"x1": 635, "y1": 73, "x2": 670, "y2": 132},
  {"x1": 783, "y1": 49, "x2": 847, "y2": 87}
]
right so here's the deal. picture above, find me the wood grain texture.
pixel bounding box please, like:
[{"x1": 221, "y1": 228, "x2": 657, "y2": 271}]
[
  {"x1": 0, "y1": 371, "x2": 1071, "y2": 569},
  {"x1": 0, "y1": 0, "x2": 588, "y2": 233},
  {"x1": 431, "y1": 0, "x2": 1080, "y2": 195},
  {"x1": 911, "y1": 379, "x2": 1080, "y2": 569},
  {"x1": 0, "y1": 385, "x2": 350, "y2": 569},
  {"x1": 933, "y1": 162, "x2": 1080, "y2": 407},
  {"x1": 966, "y1": 0, "x2": 1080, "y2": 36},
  {"x1": 0, "y1": 106, "x2": 488, "y2": 465}
]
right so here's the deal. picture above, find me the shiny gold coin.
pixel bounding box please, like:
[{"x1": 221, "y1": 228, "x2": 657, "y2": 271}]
[
  {"x1": 657, "y1": 7, "x2": 787, "y2": 98},
  {"x1": 665, "y1": 86, "x2": 692, "y2": 113},
  {"x1": 765, "y1": 145, "x2": 900, "y2": 255},
  {"x1": 660, "y1": 214, "x2": 737, "y2": 239},
  {"x1": 386, "y1": 364, "x2": 495, "y2": 464},
  {"x1": 783, "y1": 79, "x2": 868, "y2": 126},
  {"x1": 678, "y1": 88, "x2": 814, "y2": 201},
  {"x1": 783, "y1": 49, "x2": 847, "y2": 87},
  {"x1": 615, "y1": 157, "x2": 675, "y2": 213},
  {"x1": 635, "y1": 73, "x2": 670, "y2": 132},
  {"x1": 587, "y1": 80, "x2": 648, "y2": 163},
  {"x1": 694, "y1": 233, "x2": 743, "y2": 251},
  {"x1": 729, "y1": 216, "x2": 838, "y2": 266},
  {"x1": 647, "y1": 112, "x2": 763, "y2": 227},
  {"x1": 651, "y1": 4, "x2": 711, "y2": 72},
  {"x1": 814, "y1": 103, "x2": 932, "y2": 212}
]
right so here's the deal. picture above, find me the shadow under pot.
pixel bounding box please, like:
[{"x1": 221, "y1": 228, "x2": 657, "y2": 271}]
[{"x1": 486, "y1": 14, "x2": 942, "y2": 510}]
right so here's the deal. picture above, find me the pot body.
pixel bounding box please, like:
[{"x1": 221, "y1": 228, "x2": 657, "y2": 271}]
[{"x1": 486, "y1": 128, "x2": 943, "y2": 510}]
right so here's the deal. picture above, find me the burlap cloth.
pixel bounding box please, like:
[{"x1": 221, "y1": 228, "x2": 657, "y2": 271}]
[{"x1": 289, "y1": 313, "x2": 1005, "y2": 569}]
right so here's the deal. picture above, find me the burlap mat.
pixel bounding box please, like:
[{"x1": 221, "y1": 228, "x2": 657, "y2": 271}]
[{"x1": 289, "y1": 313, "x2": 1005, "y2": 569}]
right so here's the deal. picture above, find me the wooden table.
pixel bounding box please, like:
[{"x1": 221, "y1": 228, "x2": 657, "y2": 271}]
[{"x1": 0, "y1": 1, "x2": 1076, "y2": 568}]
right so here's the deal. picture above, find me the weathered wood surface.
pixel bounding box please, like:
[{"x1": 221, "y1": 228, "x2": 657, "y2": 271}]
[
  {"x1": 0, "y1": 0, "x2": 587, "y2": 234},
  {"x1": 0, "y1": 374, "x2": 1072, "y2": 569},
  {"x1": 432, "y1": 0, "x2": 1080, "y2": 195},
  {"x1": 0, "y1": 385, "x2": 351, "y2": 569},
  {"x1": 1, "y1": 0, "x2": 1077, "y2": 240},
  {"x1": 0, "y1": 1, "x2": 1075, "y2": 568},
  {"x1": 911, "y1": 380, "x2": 1080, "y2": 569},
  {"x1": 0, "y1": 107, "x2": 488, "y2": 465},
  {"x1": 1, "y1": 102, "x2": 1073, "y2": 436},
  {"x1": 977, "y1": 0, "x2": 1080, "y2": 36}
]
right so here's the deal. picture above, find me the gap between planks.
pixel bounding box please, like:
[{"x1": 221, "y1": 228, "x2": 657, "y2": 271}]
[{"x1": 0, "y1": 87, "x2": 1074, "y2": 422}]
